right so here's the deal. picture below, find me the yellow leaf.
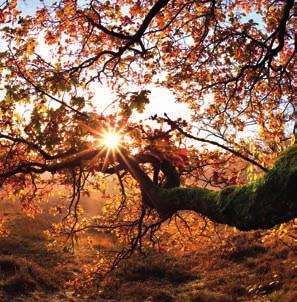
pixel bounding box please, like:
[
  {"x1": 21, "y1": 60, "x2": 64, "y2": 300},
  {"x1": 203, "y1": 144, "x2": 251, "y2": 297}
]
[{"x1": 26, "y1": 38, "x2": 37, "y2": 56}]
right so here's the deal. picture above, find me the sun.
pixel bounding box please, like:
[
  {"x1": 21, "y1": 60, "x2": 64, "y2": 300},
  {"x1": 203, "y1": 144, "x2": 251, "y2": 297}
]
[{"x1": 101, "y1": 129, "x2": 122, "y2": 149}]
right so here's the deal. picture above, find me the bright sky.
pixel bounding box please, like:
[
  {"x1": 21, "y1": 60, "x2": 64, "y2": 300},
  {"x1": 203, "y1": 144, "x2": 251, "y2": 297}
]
[
  {"x1": 2, "y1": 1, "x2": 293, "y2": 144},
  {"x1": 8, "y1": 0, "x2": 192, "y2": 125},
  {"x1": 93, "y1": 84, "x2": 192, "y2": 120},
  {"x1": 17, "y1": 0, "x2": 44, "y2": 15}
]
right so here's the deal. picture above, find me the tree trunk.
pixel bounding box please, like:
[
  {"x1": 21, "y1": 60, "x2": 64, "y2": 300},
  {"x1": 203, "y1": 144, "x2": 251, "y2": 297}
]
[{"x1": 119, "y1": 146, "x2": 297, "y2": 231}]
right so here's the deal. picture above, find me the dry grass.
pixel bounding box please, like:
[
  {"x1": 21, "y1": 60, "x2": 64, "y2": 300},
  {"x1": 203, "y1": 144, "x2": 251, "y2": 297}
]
[
  {"x1": 0, "y1": 204, "x2": 72, "y2": 300},
  {"x1": 0, "y1": 201, "x2": 296, "y2": 301},
  {"x1": 191, "y1": 290, "x2": 234, "y2": 302},
  {"x1": 0, "y1": 256, "x2": 59, "y2": 295},
  {"x1": 117, "y1": 254, "x2": 196, "y2": 283}
]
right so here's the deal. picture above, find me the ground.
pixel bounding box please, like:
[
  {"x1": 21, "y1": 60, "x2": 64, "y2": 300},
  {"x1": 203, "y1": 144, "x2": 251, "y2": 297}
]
[{"x1": 0, "y1": 201, "x2": 296, "y2": 302}]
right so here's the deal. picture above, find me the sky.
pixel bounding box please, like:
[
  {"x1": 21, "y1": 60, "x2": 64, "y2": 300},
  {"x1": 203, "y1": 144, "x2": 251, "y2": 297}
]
[
  {"x1": 8, "y1": 0, "x2": 193, "y2": 125},
  {"x1": 3, "y1": 1, "x2": 292, "y2": 143},
  {"x1": 17, "y1": 0, "x2": 44, "y2": 15}
]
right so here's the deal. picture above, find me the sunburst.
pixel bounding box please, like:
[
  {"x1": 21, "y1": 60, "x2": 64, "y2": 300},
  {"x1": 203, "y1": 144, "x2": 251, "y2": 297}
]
[{"x1": 101, "y1": 129, "x2": 122, "y2": 150}]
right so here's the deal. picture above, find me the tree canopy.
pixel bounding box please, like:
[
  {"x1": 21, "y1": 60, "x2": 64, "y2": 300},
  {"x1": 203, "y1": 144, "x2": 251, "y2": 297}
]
[{"x1": 0, "y1": 0, "x2": 296, "y2": 265}]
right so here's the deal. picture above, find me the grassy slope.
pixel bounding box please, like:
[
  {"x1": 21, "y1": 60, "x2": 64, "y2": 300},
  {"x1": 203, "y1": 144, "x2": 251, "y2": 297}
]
[
  {"x1": 103, "y1": 230, "x2": 296, "y2": 302},
  {"x1": 0, "y1": 201, "x2": 296, "y2": 302}
]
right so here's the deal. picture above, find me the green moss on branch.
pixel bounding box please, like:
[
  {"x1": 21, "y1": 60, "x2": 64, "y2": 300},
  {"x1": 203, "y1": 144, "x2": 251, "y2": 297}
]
[{"x1": 154, "y1": 147, "x2": 297, "y2": 230}]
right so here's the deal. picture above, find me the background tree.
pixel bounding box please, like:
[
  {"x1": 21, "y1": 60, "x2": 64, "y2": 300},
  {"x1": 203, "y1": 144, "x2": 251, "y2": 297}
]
[{"x1": 0, "y1": 0, "x2": 296, "y2": 265}]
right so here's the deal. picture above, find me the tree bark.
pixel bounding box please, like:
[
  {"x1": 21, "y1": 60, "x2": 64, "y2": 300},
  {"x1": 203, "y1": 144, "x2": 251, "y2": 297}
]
[{"x1": 119, "y1": 146, "x2": 297, "y2": 231}]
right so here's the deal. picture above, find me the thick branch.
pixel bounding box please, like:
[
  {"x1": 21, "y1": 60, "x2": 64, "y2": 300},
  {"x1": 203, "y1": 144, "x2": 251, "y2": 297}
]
[
  {"x1": 120, "y1": 146, "x2": 297, "y2": 231},
  {"x1": 2, "y1": 141, "x2": 296, "y2": 231},
  {"x1": 0, "y1": 148, "x2": 100, "y2": 179}
]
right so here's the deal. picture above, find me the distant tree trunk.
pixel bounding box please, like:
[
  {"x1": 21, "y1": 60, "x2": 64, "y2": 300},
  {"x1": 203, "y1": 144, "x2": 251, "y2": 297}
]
[{"x1": 118, "y1": 147, "x2": 297, "y2": 231}]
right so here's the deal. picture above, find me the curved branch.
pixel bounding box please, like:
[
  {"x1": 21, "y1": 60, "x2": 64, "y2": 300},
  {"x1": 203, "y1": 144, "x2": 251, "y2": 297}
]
[
  {"x1": 115, "y1": 146, "x2": 297, "y2": 231},
  {"x1": 69, "y1": 0, "x2": 171, "y2": 73},
  {"x1": 0, "y1": 148, "x2": 100, "y2": 179},
  {"x1": 263, "y1": 0, "x2": 294, "y2": 64},
  {"x1": 2, "y1": 141, "x2": 296, "y2": 231},
  {"x1": 84, "y1": 1, "x2": 132, "y2": 40}
]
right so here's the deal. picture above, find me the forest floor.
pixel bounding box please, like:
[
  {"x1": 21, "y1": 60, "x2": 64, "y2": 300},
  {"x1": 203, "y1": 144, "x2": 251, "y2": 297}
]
[{"x1": 0, "y1": 202, "x2": 296, "y2": 302}]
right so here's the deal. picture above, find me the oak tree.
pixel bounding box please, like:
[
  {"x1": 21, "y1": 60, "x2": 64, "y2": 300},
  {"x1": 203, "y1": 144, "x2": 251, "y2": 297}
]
[{"x1": 0, "y1": 0, "x2": 296, "y2": 265}]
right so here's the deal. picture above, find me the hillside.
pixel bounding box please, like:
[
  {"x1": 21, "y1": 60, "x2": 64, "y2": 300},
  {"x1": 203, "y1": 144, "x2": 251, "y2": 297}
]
[{"x1": 0, "y1": 202, "x2": 296, "y2": 302}]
